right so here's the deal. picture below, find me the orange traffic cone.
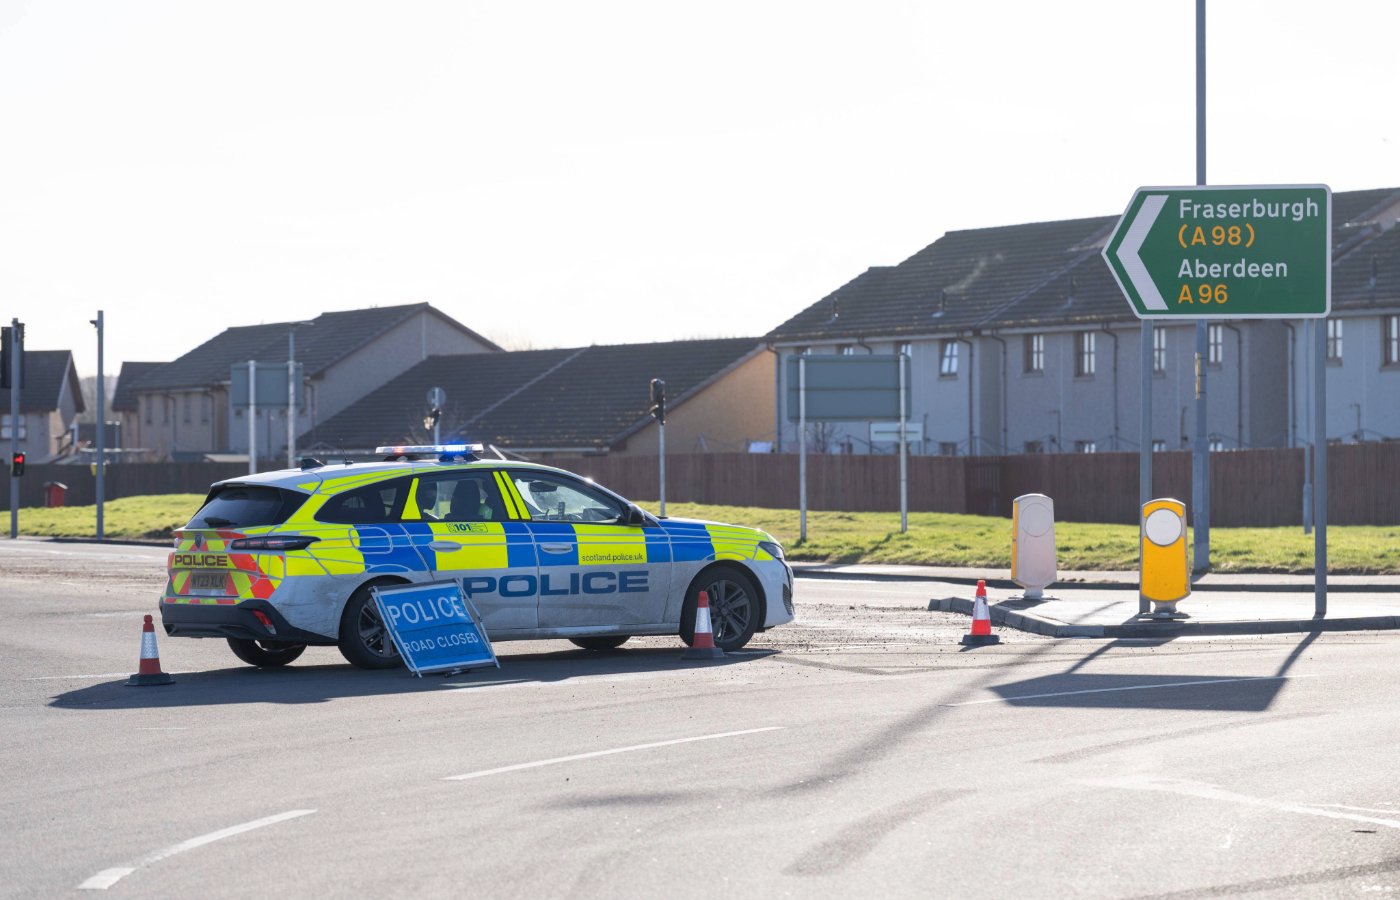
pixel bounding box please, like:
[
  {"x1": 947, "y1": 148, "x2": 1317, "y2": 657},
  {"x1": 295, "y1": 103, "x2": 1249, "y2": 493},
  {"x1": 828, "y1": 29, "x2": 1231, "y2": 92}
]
[
  {"x1": 682, "y1": 590, "x2": 726, "y2": 660},
  {"x1": 960, "y1": 580, "x2": 1001, "y2": 646},
  {"x1": 127, "y1": 614, "x2": 175, "y2": 686}
]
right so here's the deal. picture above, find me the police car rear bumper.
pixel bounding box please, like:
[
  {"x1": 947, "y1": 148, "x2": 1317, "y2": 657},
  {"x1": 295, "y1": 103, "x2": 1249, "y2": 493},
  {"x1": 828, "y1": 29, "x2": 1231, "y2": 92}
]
[{"x1": 160, "y1": 598, "x2": 337, "y2": 646}]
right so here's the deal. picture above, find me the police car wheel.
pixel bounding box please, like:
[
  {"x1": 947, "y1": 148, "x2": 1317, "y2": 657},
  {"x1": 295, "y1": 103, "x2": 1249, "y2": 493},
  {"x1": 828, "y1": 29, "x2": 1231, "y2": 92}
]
[
  {"x1": 569, "y1": 636, "x2": 630, "y2": 651},
  {"x1": 681, "y1": 566, "x2": 762, "y2": 652},
  {"x1": 337, "y1": 582, "x2": 405, "y2": 670},
  {"x1": 227, "y1": 638, "x2": 307, "y2": 668}
]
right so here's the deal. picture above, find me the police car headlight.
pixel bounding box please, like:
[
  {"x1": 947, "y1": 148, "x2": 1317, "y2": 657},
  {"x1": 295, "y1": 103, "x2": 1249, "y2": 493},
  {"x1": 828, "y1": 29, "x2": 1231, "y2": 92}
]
[{"x1": 757, "y1": 540, "x2": 785, "y2": 560}]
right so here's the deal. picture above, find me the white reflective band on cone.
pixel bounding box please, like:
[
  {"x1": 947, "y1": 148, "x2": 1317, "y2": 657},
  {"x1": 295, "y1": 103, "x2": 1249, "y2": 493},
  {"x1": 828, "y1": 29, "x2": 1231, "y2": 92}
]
[
  {"x1": 695, "y1": 607, "x2": 712, "y2": 634},
  {"x1": 141, "y1": 632, "x2": 159, "y2": 659}
]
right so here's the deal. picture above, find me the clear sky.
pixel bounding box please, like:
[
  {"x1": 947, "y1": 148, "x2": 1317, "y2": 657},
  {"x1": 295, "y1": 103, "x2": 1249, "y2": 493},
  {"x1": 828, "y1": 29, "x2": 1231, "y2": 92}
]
[{"x1": 1, "y1": 1, "x2": 1395, "y2": 377}]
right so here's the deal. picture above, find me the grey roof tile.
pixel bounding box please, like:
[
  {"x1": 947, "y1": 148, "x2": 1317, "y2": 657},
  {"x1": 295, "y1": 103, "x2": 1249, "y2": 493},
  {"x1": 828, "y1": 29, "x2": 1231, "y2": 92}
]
[{"x1": 14, "y1": 349, "x2": 82, "y2": 414}]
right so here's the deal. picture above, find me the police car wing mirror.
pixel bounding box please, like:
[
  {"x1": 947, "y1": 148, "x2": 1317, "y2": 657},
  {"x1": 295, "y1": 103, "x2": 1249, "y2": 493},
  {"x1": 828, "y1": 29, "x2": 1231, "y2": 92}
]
[{"x1": 625, "y1": 504, "x2": 653, "y2": 527}]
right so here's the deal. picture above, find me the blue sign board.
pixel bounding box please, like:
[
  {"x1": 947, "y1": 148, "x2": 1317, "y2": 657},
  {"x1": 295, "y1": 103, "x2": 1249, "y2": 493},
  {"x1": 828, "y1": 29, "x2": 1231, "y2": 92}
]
[{"x1": 371, "y1": 580, "x2": 499, "y2": 676}]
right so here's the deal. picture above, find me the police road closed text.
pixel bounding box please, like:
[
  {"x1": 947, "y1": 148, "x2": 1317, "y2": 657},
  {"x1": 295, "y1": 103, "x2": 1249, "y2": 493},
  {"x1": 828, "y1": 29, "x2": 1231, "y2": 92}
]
[{"x1": 384, "y1": 592, "x2": 470, "y2": 626}]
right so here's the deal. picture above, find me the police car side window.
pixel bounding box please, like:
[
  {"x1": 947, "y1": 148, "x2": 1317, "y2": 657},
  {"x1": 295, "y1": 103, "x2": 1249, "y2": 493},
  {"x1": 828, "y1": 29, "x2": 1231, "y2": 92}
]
[
  {"x1": 510, "y1": 473, "x2": 625, "y2": 524},
  {"x1": 418, "y1": 473, "x2": 507, "y2": 523},
  {"x1": 317, "y1": 479, "x2": 408, "y2": 525}
]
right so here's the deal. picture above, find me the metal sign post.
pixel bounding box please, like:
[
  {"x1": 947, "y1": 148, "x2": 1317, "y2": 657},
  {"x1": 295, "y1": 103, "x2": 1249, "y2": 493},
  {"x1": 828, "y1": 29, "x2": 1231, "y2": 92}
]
[
  {"x1": 898, "y1": 352, "x2": 908, "y2": 534},
  {"x1": 1139, "y1": 321, "x2": 1152, "y2": 615},
  {"x1": 94, "y1": 311, "x2": 105, "y2": 540},
  {"x1": 1315, "y1": 316, "x2": 1327, "y2": 615},
  {"x1": 286, "y1": 331, "x2": 297, "y2": 468},
  {"x1": 7, "y1": 319, "x2": 19, "y2": 539},
  {"x1": 247, "y1": 360, "x2": 257, "y2": 475},
  {"x1": 798, "y1": 356, "x2": 807, "y2": 543}
]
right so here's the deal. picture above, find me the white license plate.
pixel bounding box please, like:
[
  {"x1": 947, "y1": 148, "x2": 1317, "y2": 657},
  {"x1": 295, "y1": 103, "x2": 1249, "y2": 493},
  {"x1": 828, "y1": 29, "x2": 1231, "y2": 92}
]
[{"x1": 189, "y1": 571, "x2": 232, "y2": 595}]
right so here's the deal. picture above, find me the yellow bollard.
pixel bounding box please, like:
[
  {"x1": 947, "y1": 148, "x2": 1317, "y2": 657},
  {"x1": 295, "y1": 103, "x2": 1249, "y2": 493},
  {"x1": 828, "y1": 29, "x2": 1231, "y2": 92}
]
[{"x1": 1140, "y1": 498, "x2": 1190, "y2": 619}]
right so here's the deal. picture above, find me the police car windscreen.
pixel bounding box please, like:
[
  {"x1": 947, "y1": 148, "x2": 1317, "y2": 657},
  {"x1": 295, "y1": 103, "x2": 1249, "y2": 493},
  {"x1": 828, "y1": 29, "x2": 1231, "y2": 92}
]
[{"x1": 188, "y1": 485, "x2": 306, "y2": 529}]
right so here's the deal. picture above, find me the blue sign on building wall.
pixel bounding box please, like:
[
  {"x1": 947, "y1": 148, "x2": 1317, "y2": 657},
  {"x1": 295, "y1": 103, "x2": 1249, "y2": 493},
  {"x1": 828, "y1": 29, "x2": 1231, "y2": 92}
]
[{"x1": 372, "y1": 580, "x2": 499, "y2": 676}]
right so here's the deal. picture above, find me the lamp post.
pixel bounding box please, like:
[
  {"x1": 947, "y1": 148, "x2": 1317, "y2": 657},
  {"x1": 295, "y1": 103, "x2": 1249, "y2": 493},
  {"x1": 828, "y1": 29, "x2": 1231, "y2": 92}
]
[{"x1": 287, "y1": 322, "x2": 312, "y2": 468}]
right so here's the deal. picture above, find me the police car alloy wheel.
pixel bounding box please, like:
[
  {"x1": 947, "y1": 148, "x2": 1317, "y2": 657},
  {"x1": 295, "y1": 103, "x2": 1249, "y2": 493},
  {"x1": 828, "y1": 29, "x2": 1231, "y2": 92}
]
[
  {"x1": 338, "y1": 583, "x2": 404, "y2": 669},
  {"x1": 681, "y1": 567, "x2": 761, "y2": 652}
]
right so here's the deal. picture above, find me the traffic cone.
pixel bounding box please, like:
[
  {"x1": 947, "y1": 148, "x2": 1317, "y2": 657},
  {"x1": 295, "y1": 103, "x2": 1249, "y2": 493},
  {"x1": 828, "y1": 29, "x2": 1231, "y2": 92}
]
[
  {"x1": 960, "y1": 580, "x2": 1001, "y2": 646},
  {"x1": 127, "y1": 614, "x2": 175, "y2": 686},
  {"x1": 682, "y1": 590, "x2": 726, "y2": 660}
]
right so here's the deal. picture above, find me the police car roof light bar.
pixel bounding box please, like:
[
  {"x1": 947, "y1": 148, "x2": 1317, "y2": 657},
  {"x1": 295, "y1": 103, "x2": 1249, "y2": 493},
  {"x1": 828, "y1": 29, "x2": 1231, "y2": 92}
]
[{"x1": 375, "y1": 443, "x2": 483, "y2": 462}]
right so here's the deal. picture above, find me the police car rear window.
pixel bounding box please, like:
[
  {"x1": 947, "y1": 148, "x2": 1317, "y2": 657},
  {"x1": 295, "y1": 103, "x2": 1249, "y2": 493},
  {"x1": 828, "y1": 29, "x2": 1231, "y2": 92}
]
[{"x1": 189, "y1": 485, "x2": 307, "y2": 529}]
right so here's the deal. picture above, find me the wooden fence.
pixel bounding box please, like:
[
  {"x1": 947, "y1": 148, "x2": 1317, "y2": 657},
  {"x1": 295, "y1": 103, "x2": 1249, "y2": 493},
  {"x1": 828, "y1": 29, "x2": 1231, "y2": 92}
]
[{"x1": 3, "y1": 445, "x2": 1397, "y2": 526}]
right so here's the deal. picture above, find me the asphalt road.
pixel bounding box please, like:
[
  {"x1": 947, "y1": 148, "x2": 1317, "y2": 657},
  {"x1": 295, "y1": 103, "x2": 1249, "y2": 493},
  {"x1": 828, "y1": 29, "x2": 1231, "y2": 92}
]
[{"x1": 3, "y1": 540, "x2": 1399, "y2": 898}]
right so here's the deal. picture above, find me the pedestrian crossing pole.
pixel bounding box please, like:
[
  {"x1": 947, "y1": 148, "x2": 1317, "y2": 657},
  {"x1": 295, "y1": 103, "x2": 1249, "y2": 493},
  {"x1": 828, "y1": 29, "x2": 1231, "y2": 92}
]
[{"x1": 650, "y1": 379, "x2": 667, "y2": 517}]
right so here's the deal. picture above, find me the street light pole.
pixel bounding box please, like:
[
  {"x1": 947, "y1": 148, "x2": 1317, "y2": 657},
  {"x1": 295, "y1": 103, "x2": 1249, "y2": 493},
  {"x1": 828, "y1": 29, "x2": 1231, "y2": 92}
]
[
  {"x1": 92, "y1": 311, "x2": 105, "y2": 540},
  {"x1": 287, "y1": 329, "x2": 296, "y2": 468}
]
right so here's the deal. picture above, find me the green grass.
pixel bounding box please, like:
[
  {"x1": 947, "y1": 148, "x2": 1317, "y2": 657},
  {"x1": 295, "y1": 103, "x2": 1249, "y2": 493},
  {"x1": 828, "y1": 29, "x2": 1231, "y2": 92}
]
[
  {"x1": 14, "y1": 494, "x2": 1400, "y2": 574},
  {"x1": 16, "y1": 494, "x2": 206, "y2": 542}
]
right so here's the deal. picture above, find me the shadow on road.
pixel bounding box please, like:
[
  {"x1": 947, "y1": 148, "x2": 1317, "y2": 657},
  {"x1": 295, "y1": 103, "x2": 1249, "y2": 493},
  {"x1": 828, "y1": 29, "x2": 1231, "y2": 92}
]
[
  {"x1": 47, "y1": 646, "x2": 775, "y2": 711},
  {"x1": 985, "y1": 630, "x2": 1323, "y2": 711}
]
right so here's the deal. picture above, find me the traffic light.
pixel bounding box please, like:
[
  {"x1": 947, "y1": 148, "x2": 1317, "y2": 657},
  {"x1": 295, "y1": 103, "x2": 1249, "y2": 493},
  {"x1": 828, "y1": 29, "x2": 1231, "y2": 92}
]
[
  {"x1": 0, "y1": 323, "x2": 22, "y2": 390},
  {"x1": 649, "y1": 379, "x2": 666, "y2": 425},
  {"x1": 10, "y1": 452, "x2": 24, "y2": 477}
]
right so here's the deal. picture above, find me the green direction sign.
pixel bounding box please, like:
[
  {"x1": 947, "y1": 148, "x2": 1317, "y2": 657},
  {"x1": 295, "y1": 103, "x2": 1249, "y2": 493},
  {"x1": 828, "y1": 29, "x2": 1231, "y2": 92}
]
[{"x1": 1102, "y1": 184, "x2": 1331, "y2": 319}]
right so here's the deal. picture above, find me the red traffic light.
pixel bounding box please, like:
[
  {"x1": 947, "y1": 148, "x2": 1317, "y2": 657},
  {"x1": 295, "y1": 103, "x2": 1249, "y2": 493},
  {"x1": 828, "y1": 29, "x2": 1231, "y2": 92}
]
[{"x1": 10, "y1": 452, "x2": 24, "y2": 477}]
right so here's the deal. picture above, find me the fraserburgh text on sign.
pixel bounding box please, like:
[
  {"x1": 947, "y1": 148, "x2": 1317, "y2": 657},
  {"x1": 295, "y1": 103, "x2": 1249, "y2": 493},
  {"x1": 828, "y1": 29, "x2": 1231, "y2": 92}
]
[{"x1": 1102, "y1": 184, "x2": 1331, "y2": 319}]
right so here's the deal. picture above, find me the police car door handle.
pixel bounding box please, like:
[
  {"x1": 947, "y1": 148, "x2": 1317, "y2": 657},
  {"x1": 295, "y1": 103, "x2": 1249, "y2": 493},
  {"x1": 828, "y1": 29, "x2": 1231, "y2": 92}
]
[
  {"x1": 428, "y1": 541, "x2": 462, "y2": 552},
  {"x1": 539, "y1": 543, "x2": 572, "y2": 554}
]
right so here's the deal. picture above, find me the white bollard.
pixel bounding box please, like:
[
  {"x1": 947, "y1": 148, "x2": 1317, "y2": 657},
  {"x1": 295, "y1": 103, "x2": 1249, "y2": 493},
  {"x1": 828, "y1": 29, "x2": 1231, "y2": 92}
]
[{"x1": 1011, "y1": 493, "x2": 1057, "y2": 600}]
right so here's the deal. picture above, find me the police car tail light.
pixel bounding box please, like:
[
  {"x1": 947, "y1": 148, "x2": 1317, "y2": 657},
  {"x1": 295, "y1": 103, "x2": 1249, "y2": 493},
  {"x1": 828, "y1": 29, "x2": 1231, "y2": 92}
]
[
  {"x1": 229, "y1": 535, "x2": 319, "y2": 552},
  {"x1": 251, "y1": 610, "x2": 278, "y2": 635}
]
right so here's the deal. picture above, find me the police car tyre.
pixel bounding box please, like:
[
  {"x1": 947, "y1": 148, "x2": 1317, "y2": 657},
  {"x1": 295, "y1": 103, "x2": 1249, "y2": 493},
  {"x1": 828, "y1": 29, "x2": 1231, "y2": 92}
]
[
  {"x1": 680, "y1": 565, "x2": 762, "y2": 652},
  {"x1": 338, "y1": 580, "x2": 406, "y2": 670},
  {"x1": 569, "y1": 636, "x2": 630, "y2": 651},
  {"x1": 226, "y1": 638, "x2": 307, "y2": 668}
]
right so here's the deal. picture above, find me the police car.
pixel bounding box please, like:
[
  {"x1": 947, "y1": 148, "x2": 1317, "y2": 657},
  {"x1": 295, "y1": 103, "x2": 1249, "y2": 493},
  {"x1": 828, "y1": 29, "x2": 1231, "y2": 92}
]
[{"x1": 160, "y1": 445, "x2": 795, "y2": 669}]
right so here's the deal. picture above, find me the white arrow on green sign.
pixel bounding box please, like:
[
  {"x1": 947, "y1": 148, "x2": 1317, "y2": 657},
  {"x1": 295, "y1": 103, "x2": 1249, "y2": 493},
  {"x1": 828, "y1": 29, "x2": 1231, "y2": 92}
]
[{"x1": 1102, "y1": 184, "x2": 1331, "y2": 319}]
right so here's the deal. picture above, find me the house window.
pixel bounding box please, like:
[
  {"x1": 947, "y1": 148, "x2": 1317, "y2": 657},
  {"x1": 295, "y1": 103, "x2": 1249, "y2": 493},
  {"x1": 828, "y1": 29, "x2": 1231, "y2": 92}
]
[
  {"x1": 1327, "y1": 319, "x2": 1343, "y2": 362},
  {"x1": 939, "y1": 340, "x2": 959, "y2": 376},
  {"x1": 1384, "y1": 316, "x2": 1400, "y2": 366},
  {"x1": 1075, "y1": 440, "x2": 1097, "y2": 453},
  {"x1": 1209, "y1": 438, "x2": 1225, "y2": 453},
  {"x1": 1207, "y1": 324, "x2": 1224, "y2": 366},
  {"x1": 1023, "y1": 440, "x2": 1044, "y2": 454},
  {"x1": 1024, "y1": 333, "x2": 1044, "y2": 373},
  {"x1": 1153, "y1": 327, "x2": 1167, "y2": 373},
  {"x1": 1075, "y1": 332, "x2": 1096, "y2": 376},
  {"x1": 1152, "y1": 440, "x2": 1167, "y2": 453}
]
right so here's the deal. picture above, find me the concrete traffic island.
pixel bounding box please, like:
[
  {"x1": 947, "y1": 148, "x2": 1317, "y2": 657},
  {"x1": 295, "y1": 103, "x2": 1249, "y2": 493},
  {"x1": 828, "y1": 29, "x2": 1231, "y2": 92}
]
[{"x1": 928, "y1": 589, "x2": 1400, "y2": 638}]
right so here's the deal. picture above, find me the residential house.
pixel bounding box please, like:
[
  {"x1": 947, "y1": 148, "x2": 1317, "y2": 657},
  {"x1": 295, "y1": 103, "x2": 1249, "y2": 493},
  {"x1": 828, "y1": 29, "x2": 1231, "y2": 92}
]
[
  {"x1": 125, "y1": 303, "x2": 501, "y2": 461},
  {"x1": 300, "y1": 337, "x2": 773, "y2": 460},
  {"x1": 1, "y1": 349, "x2": 85, "y2": 460},
  {"x1": 111, "y1": 361, "x2": 165, "y2": 453},
  {"x1": 766, "y1": 187, "x2": 1400, "y2": 456}
]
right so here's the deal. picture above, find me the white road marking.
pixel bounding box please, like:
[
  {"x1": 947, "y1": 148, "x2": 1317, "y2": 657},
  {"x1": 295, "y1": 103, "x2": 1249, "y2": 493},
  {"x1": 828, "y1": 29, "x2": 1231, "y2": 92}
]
[
  {"x1": 444, "y1": 726, "x2": 784, "y2": 781},
  {"x1": 1089, "y1": 777, "x2": 1400, "y2": 831},
  {"x1": 77, "y1": 809, "x2": 316, "y2": 890},
  {"x1": 946, "y1": 674, "x2": 1316, "y2": 706},
  {"x1": 1313, "y1": 804, "x2": 1400, "y2": 815},
  {"x1": 23, "y1": 672, "x2": 127, "y2": 681}
]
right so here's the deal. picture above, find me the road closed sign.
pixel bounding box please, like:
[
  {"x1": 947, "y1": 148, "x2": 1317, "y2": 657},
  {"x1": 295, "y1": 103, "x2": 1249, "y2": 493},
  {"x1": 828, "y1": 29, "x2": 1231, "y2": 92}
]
[
  {"x1": 372, "y1": 580, "x2": 499, "y2": 676},
  {"x1": 1102, "y1": 184, "x2": 1331, "y2": 319}
]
